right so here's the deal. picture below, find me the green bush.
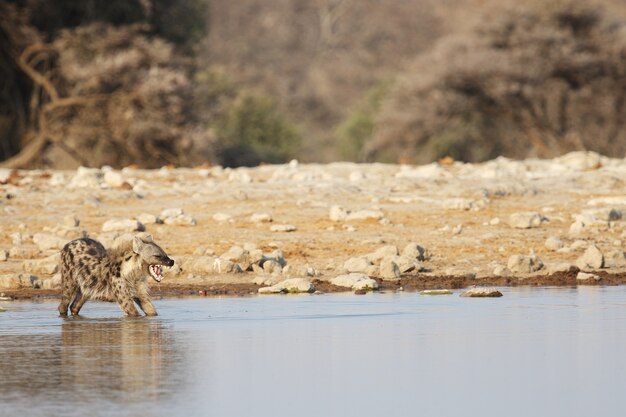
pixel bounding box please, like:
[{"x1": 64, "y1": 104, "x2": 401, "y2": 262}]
[
  {"x1": 216, "y1": 93, "x2": 301, "y2": 167},
  {"x1": 336, "y1": 79, "x2": 392, "y2": 161}
]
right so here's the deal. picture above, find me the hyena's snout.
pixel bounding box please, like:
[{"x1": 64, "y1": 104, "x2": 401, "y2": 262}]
[{"x1": 164, "y1": 257, "x2": 175, "y2": 267}]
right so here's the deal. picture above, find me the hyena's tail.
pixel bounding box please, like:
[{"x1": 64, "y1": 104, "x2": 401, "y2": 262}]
[{"x1": 57, "y1": 244, "x2": 76, "y2": 316}]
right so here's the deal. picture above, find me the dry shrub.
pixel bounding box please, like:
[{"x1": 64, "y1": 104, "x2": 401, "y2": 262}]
[{"x1": 365, "y1": 0, "x2": 626, "y2": 163}]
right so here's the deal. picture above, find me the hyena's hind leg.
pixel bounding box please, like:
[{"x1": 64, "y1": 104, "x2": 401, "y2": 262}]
[{"x1": 69, "y1": 288, "x2": 89, "y2": 316}]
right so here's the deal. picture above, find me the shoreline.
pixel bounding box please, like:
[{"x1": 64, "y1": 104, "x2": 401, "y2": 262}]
[{"x1": 3, "y1": 269, "x2": 626, "y2": 300}]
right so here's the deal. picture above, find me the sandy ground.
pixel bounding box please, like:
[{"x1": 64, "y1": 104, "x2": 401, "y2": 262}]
[{"x1": 1, "y1": 151, "x2": 626, "y2": 298}]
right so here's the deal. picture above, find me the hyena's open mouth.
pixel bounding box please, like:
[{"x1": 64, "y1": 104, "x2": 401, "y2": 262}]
[{"x1": 149, "y1": 265, "x2": 168, "y2": 282}]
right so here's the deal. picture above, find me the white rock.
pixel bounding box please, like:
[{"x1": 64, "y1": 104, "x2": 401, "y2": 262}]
[
  {"x1": 43, "y1": 273, "x2": 62, "y2": 289},
  {"x1": 62, "y1": 215, "x2": 80, "y2": 228},
  {"x1": 493, "y1": 265, "x2": 507, "y2": 275},
  {"x1": 379, "y1": 257, "x2": 401, "y2": 280},
  {"x1": 164, "y1": 214, "x2": 196, "y2": 226},
  {"x1": 570, "y1": 240, "x2": 589, "y2": 250},
  {"x1": 69, "y1": 166, "x2": 103, "y2": 188},
  {"x1": 0, "y1": 169, "x2": 13, "y2": 184},
  {"x1": 545, "y1": 236, "x2": 565, "y2": 251},
  {"x1": 343, "y1": 257, "x2": 373, "y2": 273},
  {"x1": 102, "y1": 219, "x2": 144, "y2": 232},
  {"x1": 460, "y1": 288, "x2": 503, "y2": 297},
  {"x1": 366, "y1": 245, "x2": 399, "y2": 264},
  {"x1": 556, "y1": 151, "x2": 601, "y2": 171},
  {"x1": 489, "y1": 217, "x2": 501, "y2": 225},
  {"x1": 0, "y1": 250, "x2": 7, "y2": 262},
  {"x1": 576, "y1": 272, "x2": 600, "y2": 281},
  {"x1": 262, "y1": 259, "x2": 283, "y2": 274},
  {"x1": 330, "y1": 273, "x2": 379, "y2": 290},
  {"x1": 137, "y1": 213, "x2": 159, "y2": 224},
  {"x1": 212, "y1": 258, "x2": 238, "y2": 274},
  {"x1": 576, "y1": 245, "x2": 604, "y2": 271},
  {"x1": 0, "y1": 275, "x2": 21, "y2": 289},
  {"x1": 33, "y1": 234, "x2": 67, "y2": 251},
  {"x1": 160, "y1": 208, "x2": 184, "y2": 218},
  {"x1": 103, "y1": 171, "x2": 125, "y2": 188},
  {"x1": 401, "y1": 243, "x2": 429, "y2": 261},
  {"x1": 329, "y1": 205, "x2": 349, "y2": 221},
  {"x1": 258, "y1": 278, "x2": 314, "y2": 294},
  {"x1": 270, "y1": 224, "x2": 297, "y2": 232},
  {"x1": 546, "y1": 263, "x2": 573, "y2": 274},
  {"x1": 346, "y1": 210, "x2": 385, "y2": 221},
  {"x1": 507, "y1": 254, "x2": 543, "y2": 274},
  {"x1": 221, "y1": 246, "x2": 252, "y2": 271},
  {"x1": 213, "y1": 212, "x2": 233, "y2": 222},
  {"x1": 250, "y1": 213, "x2": 273, "y2": 223},
  {"x1": 569, "y1": 220, "x2": 586, "y2": 236},
  {"x1": 22, "y1": 253, "x2": 60, "y2": 275},
  {"x1": 390, "y1": 255, "x2": 422, "y2": 273},
  {"x1": 349, "y1": 171, "x2": 366, "y2": 182},
  {"x1": 509, "y1": 212, "x2": 546, "y2": 229}
]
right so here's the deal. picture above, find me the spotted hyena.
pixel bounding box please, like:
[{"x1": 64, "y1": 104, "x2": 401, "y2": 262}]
[{"x1": 57, "y1": 235, "x2": 174, "y2": 317}]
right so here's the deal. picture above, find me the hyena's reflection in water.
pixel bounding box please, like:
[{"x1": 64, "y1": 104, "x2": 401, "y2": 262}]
[{"x1": 60, "y1": 319, "x2": 177, "y2": 400}]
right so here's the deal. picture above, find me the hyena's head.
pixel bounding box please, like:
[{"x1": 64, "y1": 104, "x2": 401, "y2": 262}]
[{"x1": 132, "y1": 236, "x2": 175, "y2": 282}]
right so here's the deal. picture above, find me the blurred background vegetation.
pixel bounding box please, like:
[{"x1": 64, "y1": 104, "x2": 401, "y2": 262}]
[{"x1": 1, "y1": 0, "x2": 625, "y2": 168}]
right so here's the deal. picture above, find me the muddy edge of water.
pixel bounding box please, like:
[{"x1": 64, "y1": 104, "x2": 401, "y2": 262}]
[{"x1": 4, "y1": 269, "x2": 626, "y2": 300}]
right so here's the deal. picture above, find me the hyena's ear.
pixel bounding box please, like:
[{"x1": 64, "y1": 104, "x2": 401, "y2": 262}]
[
  {"x1": 132, "y1": 237, "x2": 145, "y2": 254},
  {"x1": 142, "y1": 234, "x2": 154, "y2": 242}
]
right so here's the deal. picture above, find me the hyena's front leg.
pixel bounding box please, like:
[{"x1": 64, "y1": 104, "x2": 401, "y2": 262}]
[
  {"x1": 112, "y1": 279, "x2": 140, "y2": 317},
  {"x1": 58, "y1": 273, "x2": 78, "y2": 317},
  {"x1": 134, "y1": 283, "x2": 157, "y2": 316}
]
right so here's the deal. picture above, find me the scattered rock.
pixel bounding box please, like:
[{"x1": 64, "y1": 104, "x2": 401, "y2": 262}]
[
  {"x1": 545, "y1": 236, "x2": 565, "y2": 251},
  {"x1": 42, "y1": 273, "x2": 62, "y2": 289},
  {"x1": 0, "y1": 275, "x2": 21, "y2": 289},
  {"x1": 576, "y1": 245, "x2": 604, "y2": 271},
  {"x1": 379, "y1": 257, "x2": 401, "y2": 280},
  {"x1": 69, "y1": 166, "x2": 103, "y2": 188},
  {"x1": 102, "y1": 219, "x2": 144, "y2": 232},
  {"x1": 180, "y1": 256, "x2": 217, "y2": 274},
  {"x1": 213, "y1": 212, "x2": 233, "y2": 222},
  {"x1": 420, "y1": 289, "x2": 453, "y2": 295},
  {"x1": 213, "y1": 258, "x2": 241, "y2": 274},
  {"x1": 576, "y1": 272, "x2": 600, "y2": 281},
  {"x1": 401, "y1": 243, "x2": 429, "y2": 261},
  {"x1": 33, "y1": 233, "x2": 67, "y2": 251},
  {"x1": 330, "y1": 273, "x2": 379, "y2": 290},
  {"x1": 62, "y1": 215, "x2": 80, "y2": 228},
  {"x1": 346, "y1": 209, "x2": 385, "y2": 221},
  {"x1": 507, "y1": 253, "x2": 543, "y2": 274},
  {"x1": 258, "y1": 278, "x2": 314, "y2": 294},
  {"x1": 460, "y1": 288, "x2": 503, "y2": 297},
  {"x1": 366, "y1": 245, "x2": 399, "y2": 264},
  {"x1": 546, "y1": 263, "x2": 574, "y2": 274},
  {"x1": 103, "y1": 171, "x2": 126, "y2": 188},
  {"x1": 343, "y1": 257, "x2": 373, "y2": 274},
  {"x1": 0, "y1": 250, "x2": 7, "y2": 262},
  {"x1": 250, "y1": 213, "x2": 273, "y2": 223},
  {"x1": 262, "y1": 259, "x2": 283, "y2": 274},
  {"x1": 22, "y1": 253, "x2": 60, "y2": 275},
  {"x1": 137, "y1": 213, "x2": 160, "y2": 225},
  {"x1": 329, "y1": 205, "x2": 348, "y2": 221},
  {"x1": 556, "y1": 151, "x2": 601, "y2": 171},
  {"x1": 161, "y1": 208, "x2": 197, "y2": 226},
  {"x1": 220, "y1": 246, "x2": 252, "y2": 271},
  {"x1": 509, "y1": 212, "x2": 547, "y2": 229},
  {"x1": 270, "y1": 224, "x2": 297, "y2": 232}
]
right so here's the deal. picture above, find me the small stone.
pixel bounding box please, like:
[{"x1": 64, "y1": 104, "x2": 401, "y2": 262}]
[
  {"x1": 213, "y1": 212, "x2": 233, "y2": 222},
  {"x1": 366, "y1": 245, "x2": 399, "y2": 264},
  {"x1": 509, "y1": 212, "x2": 547, "y2": 229},
  {"x1": 62, "y1": 215, "x2": 80, "y2": 228},
  {"x1": 570, "y1": 240, "x2": 589, "y2": 250},
  {"x1": 250, "y1": 213, "x2": 273, "y2": 223},
  {"x1": 263, "y1": 259, "x2": 283, "y2": 275},
  {"x1": 103, "y1": 171, "x2": 125, "y2": 188},
  {"x1": 489, "y1": 217, "x2": 501, "y2": 225},
  {"x1": 452, "y1": 225, "x2": 463, "y2": 235},
  {"x1": 0, "y1": 250, "x2": 7, "y2": 262},
  {"x1": 493, "y1": 265, "x2": 507, "y2": 275},
  {"x1": 576, "y1": 272, "x2": 600, "y2": 281},
  {"x1": 33, "y1": 233, "x2": 67, "y2": 251},
  {"x1": 346, "y1": 210, "x2": 385, "y2": 221},
  {"x1": 546, "y1": 263, "x2": 574, "y2": 274},
  {"x1": 102, "y1": 219, "x2": 144, "y2": 232},
  {"x1": 330, "y1": 273, "x2": 379, "y2": 290},
  {"x1": 420, "y1": 289, "x2": 453, "y2": 295},
  {"x1": 329, "y1": 205, "x2": 348, "y2": 221},
  {"x1": 576, "y1": 245, "x2": 604, "y2": 271},
  {"x1": 0, "y1": 275, "x2": 21, "y2": 289},
  {"x1": 137, "y1": 213, "x2": 159, "y2": 224},
  {"x1": 569, "y1": 220, "x2": 586, "y2": 236},
  {"x1": 545, "y1": 236, "x2": 565, "y2": 251},
  {"x1": 343, "y1": 257, "x2": 373, "y2": 273},
  {"x1": 160, "y1": 208, "x2": 184, "y2": 218},
  {"x1": 258, "y1": 278, "x2": 315, "y2": 294},
  {"x1": 221, "y1": 246, "x2": 252, "y2": 271},
  {"x1": 270, "y1": 224, "x2": 297, "y2": 232},
  {"x1": 22, "y1": 253, "x2": 60, "y2": 275},
  {"x1": 69, "y1": 166, "x2": 103, "y2": 188},
  {"x1": 507, "y1": 254, "x2": 543, "y2": 274},
  {"x1": 43, "y1": 273, "x2": 62, "y2": 289},
  {"x1": 460, "y1": 288, "x2": 503, "y2": 297},
  {"x1": 213, "y1": 258, "x2": 236, "y2": 274},
  {"x1": 401, "y1": 243, "x2": 429, "y2": 261},
  {"x1": 379, "y1": 257, "x2": 401, "y2": 280}
]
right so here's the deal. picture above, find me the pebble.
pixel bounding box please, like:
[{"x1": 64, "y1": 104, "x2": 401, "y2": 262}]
[
  {"x1": 343, "y1": 257, "x2": 373, "y2": 274},
  {"x1": 102, "y1": 219, "x2": 144, "y2": 232},
  {"x1": 507, "y1": 253, "x2": 543, "y2": 274},
  {"x1": 509, "y1": 212, "x2": 547, "y2": 229},
  {"x1": 250, "y1": 213, "x2": 273, "y2": 223},
  {"x1": 576, "y1": 244, "x2": 604, "y2": 271},
  {"x1": 137, "y1": 213, "x2": 160, "y2": 224},
  {"x1": 545, "y1": 236, "x2": 565, "y2": 251},
  {"x1": 0, "y1": 250, "x2": 7, "y2": 262},
  {"x1": 258, "y1": 278, "x2": 315, "y2": 294},
  {"x1": 576, "y1": 272, "x2": 601, "y2": 281},
  {"x1": 330, "y1": 273, "x2": 379, "y2": 290},
  {"x1": 401, "y1": 243, "x2": 429, "y2": 261},
  {"x1": 270, "y1": 224, "x2": 297, "y2": 232},
  {"x1": 420, "y1": 289, "x2": 453, "y2": 295},
  {"x1": 366, "y1": 245, "x2": 399, "y2": 264},
  {"x1": 460, "y1": 288, "x2": 503, "y2": 297},
  {"x1": 379, "y1": 257, "x2": 401, "y2": 280},
  {"x1": 213, "y1": 212, "x2": 233, "y2": 222}
]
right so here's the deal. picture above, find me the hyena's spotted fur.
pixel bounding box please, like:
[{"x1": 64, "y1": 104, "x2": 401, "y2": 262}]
[{"x1": 58, "y1": 235, "x2": 174, "y2": 317}]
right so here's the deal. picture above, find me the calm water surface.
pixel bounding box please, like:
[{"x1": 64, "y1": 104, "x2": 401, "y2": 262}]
[{"x1": 2, "y1": 287, "x2": 626, "y2": 417}]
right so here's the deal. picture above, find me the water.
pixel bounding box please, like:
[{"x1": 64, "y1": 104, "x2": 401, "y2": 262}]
[{"x1": 2, "y1": 287, "x2": 626, "y2": 417}]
